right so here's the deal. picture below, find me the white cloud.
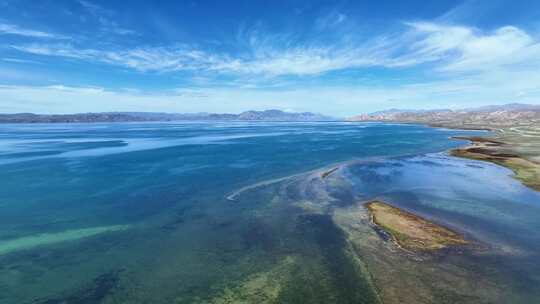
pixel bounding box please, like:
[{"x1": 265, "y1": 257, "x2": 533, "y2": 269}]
[
  {"x1": 43, "y1": 85, "x2": 105, "y2": 94},
  {"x1": 11, "y1": 44, "x2": 99, "y2": 60},
  {"x1": 0, "y1": 23, "x2": 68, "y2": 39},
  {"x1": 212, "y1": 46, "x2": 384, "y2": 76},
  {"x1": 9, "y1": 39, "x2": 394, "y2": 76},
  {"x1": 405, "y1": 22, "x2": 540, "y2": 72},
  {"x1": 12, "y1": 21, "x2": 539, "y2": 78},
  {"x1": 11, "y1": 44, "x2": 217, "y2": 71},
  {"x1": 2, "y1": 57, "x2": 41, "y2": 64}
]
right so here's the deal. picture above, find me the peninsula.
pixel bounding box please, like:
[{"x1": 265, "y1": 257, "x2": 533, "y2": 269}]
[{"x1": 349, "y1": 103, "x2": 540, "y2": 192}]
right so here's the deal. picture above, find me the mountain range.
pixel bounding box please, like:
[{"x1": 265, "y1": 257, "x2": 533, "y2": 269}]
[
  {"x1": 2, "y1": 104, "x2": 539, "y2": 125},
  {"x1": 0, "y1": 110, "x2": 335, "y2": 123},
  {"x1": 348, "y1": 103, "x2": 540, "y2": 128}
]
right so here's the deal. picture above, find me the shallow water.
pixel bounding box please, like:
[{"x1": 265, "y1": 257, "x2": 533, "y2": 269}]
[{"x1": 0, "y1": 122, "x2": 538, "y2": 303}]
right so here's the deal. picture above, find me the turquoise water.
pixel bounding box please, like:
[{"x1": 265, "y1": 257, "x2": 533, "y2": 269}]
[{"x1": 0, "y1": 122, "x2": 539, "y2": 303}]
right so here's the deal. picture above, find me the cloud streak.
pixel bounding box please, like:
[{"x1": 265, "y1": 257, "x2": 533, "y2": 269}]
[
  {"x1": 0, "y1": 23, "x2": 68, "y2": 39},
  {"x1": 7, "y1": 37, "x2": 396, "y2": 75},
  {"x1": 9, "y1": 21, "x2": 540, "y2": 79}
]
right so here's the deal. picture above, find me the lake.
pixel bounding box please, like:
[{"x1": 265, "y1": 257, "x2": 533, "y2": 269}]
[{"x1": 1, "y1": 122, "x2": 539, "y2": 303}]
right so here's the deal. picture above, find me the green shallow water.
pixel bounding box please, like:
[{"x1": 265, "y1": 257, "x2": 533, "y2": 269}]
[
  {"x1": 0, "y1": 122, "x2": 539, "y2": 303},
  {"x1": 0, "y1": 225, "x2": 129, "y2": 256}
]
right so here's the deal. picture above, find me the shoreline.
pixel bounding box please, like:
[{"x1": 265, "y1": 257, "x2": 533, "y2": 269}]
[
  {"x1": 428, "y1": 121, "x2": 540, "y2": 192},
  {"x1": 354, "y1": 120, "x2": 540, "y2": 193},
  {"x1": 449, "y1": 138, "x2": 540, "y2": 191},
  {"x1": 447, "y1": 133, "x2": 540, "y2": 192}
]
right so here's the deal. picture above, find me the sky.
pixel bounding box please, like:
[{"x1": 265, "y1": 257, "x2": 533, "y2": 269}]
[{"x1": 1, "y1": 0, "x2": 540, "y2": 116}]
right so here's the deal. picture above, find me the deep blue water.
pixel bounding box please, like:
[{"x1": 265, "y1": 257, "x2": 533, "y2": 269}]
[{"x1": 0, "y1": 122, "x2": 539, "y2": 303}]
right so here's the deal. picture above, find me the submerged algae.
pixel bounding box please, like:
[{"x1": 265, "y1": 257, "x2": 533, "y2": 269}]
[
  {"x1": 178, "y1": 174, "x2": 381, "y2": 304},
  {"x1": 188, "y1": 256, "x2": 295, "y2": 304},
  {"x1": 333, "y1": 201, "x2": 503, "y2": 304}
]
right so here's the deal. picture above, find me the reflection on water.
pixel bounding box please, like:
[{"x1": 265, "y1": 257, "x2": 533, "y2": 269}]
[{"x1": 0, "y1": 122, "x2": 538, "y2": 303}]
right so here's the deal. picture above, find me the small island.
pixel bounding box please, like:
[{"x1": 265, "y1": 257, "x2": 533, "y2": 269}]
[
  {"x1": 321, "y1": 167, "x2": 339, "y2": 179},
  {"x1": 365, "y1": 200, "x2": 468, "y2": 251}
]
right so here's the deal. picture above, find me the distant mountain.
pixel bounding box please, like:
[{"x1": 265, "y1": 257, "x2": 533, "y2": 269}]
[
  {"x1": 462, "y1": 103, "x2": 540, "y2": 112},
  {"x1": 347, "y1": 103, "x2": 540, "y2": 128},
  {"x1": 365, "y1": 108, "x2": 453, "y2": 118},
  {"x1": 368, "y1": 108, "x2": 415, "y2": 116},
  {"x1": 236, "y1": 110, "x2": 333, "y2": 121},
  {"x1": 0, "y1": 110, "x2": 336, "y2": 123}
]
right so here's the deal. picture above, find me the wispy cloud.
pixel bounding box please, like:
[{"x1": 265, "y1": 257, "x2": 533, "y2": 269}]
[
  {"x1": 0, "y1": 23, "x2": 68, "y2": 39},
  {"x1": 9, "y1": 43, "x2": 375, "y2": 75},
  {"x1": 11, "y1": 44, "x2": 99, "y2": 60},
  {"x1": 8, "y1": 33, "x2": 397, "y2": 76},
  {"x1": 10, "y1": 44, "x2": 219, "y2": 71},
  {"x1": 2, "y1": 57, "x2": 41, "y2": 64},
  {"x1": 212, "y1": 46, "x2": 385, "y2": 76},
  {"x1": 6, "y1": 21, "x2": 540, "y2": 90}
]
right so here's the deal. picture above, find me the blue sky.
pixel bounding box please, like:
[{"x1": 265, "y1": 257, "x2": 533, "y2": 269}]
[{"x1": 1, "y1": 0, "x2": 539, "y2": 116}]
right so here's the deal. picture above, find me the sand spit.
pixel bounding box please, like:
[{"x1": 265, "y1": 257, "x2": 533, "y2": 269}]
[{"x1": 365, "y1": 200, "x2": 468, "y2": 252}]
